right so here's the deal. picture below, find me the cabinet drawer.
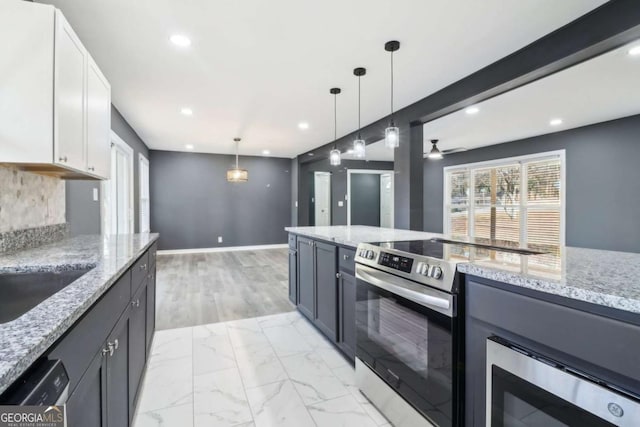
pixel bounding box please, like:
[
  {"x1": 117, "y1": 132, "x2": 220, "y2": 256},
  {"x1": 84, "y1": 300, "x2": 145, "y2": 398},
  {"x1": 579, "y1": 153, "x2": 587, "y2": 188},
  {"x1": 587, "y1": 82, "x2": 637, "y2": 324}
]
[
  {"x1": 48, "y1": 270, "x2": 131, "y2": 394},
  {"x1": 148, "y1": 243, "x2": 158, "y2": 268},
  {"x1": 288, "y1": 234, "x2": 297, "y2": 249},
  {"x1": 338, "y1": 248, "x2": 356, "y2": 274},
  {"x1": 131, "y1": 251, "x2": 149, "y2": 295}
]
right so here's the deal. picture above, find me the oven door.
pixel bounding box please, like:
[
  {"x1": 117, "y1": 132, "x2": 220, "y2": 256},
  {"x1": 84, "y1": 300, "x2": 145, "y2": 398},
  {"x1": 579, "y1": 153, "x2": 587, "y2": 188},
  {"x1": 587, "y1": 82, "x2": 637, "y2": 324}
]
[
  {"x1": 486, "y1": 337, "x2": 640, "y2": 426},
  {"x1": 355, "y1": 263, "x2": 458, "y2": 426}
]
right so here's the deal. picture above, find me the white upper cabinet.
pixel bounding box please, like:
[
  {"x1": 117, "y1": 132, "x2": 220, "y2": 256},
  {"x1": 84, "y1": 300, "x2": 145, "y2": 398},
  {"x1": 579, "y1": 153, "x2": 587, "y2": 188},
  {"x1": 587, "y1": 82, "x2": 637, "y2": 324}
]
[
  {"x1": 86, "y1": 55, "x2": 112, "y2": 179},
  {"x1": 0, "y1": 2, "x2": 111, "y2": 180},
  {"x1": 54, "y1": 11, "x2": 87, "y2": 172}
]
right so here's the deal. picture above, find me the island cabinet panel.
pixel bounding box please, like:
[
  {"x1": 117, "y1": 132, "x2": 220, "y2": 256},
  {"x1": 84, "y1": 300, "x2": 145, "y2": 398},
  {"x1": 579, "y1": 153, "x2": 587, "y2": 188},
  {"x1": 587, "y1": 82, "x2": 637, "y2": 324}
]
[
  {"x1": 337, "y1": 270, "x2": 357, "y2": 361},
  {"x1": 146, "y1": 267, "x2": 156, "y2": 353},
  {"x1": 465, "y1": 276, "x2": 640, "y2": 426},
  {"x1": 314, "y1": 241, "x2": 338, "y2": 340},
  {"x1": 297, "y1": 237, "x2": 315, "y2": 320},
  {"x1": 288, "y1": 248, "x2": 297, "y2": 304}
]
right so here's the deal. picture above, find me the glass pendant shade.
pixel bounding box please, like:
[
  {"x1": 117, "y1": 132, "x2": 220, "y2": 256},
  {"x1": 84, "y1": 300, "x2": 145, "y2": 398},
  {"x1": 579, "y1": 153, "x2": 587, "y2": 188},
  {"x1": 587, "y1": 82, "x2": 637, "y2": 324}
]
[
  {"x1": 385, "y1": 126, "x2": 400, "y2": 148},
  {"x1": 428, "y1": 140, "x2": 443, "y2": 160},
  {"x1": 353, "y1": 139, "x2": 366, "y2": 158},
  {"x1": 329, "y1": 148, "x2": 341, "y2": 166}
]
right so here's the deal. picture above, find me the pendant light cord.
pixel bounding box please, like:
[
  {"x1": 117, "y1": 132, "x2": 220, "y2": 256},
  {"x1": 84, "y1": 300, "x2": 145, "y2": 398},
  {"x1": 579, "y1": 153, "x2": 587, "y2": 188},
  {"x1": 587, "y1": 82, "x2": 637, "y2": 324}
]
[
  {"x1": 235, "y1": 140, "x2": 239, "y2": 168},
  {"x1": 334, "y1": 93, "x2": 337, "y2": 148},
  {"x1": 358, "y1": 75, "x2": 361, "y2": 138},
  {"x1": 390, "y1": 50, "x2": 394, "y2": 121}
]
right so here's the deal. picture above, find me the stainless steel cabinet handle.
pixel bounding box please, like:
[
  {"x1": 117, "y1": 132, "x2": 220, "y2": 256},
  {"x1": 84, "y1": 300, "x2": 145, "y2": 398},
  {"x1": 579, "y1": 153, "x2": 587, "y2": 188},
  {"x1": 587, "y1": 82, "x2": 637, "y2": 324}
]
[
  {"x1": 102, "y1": 347, "x2": 110, "y2": 356},
  {"x1": 343, "y1": 254, "x2": 350, "y2": 260},
  {"x1": 58, "y1": 156, "x2": 67, "y2": 162},
  {"x1": 336, "y1": 272, "x2": 341, "y2": 279},
  {"x1": 139, "y1": 263, "x2": 147, "y2": 271},
  {"x1": 88, "y1": 166, "x2": 95, "y2": 171},
  {"x1": 131, "y1": 299, "x2": 140, "y2": 308},
  {"x1": 106, "y1": 341, "x2": 115, "y2": 357},
  {"x1": 113, "y1": 339, "x2": 119, "y2": 350}
]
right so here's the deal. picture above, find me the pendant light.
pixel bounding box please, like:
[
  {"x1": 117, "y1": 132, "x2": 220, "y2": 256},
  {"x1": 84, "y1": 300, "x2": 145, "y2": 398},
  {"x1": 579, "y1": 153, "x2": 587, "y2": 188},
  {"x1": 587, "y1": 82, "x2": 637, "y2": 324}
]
[
  {"x1": 428, "y1": 139, "x2": 443, "y2": 160},
  {"x1": 353, "y1": 67, "x2": 366, "y2": 158},
  {"x1": 226, "y1": 137, "x2": 248, "y2": 182},
  {"x1": 384, "y1": 40, "x2": 400, "y2": 149},
  {"x1": 329, "y1": 88, "x2": 342, "y2": 166}
]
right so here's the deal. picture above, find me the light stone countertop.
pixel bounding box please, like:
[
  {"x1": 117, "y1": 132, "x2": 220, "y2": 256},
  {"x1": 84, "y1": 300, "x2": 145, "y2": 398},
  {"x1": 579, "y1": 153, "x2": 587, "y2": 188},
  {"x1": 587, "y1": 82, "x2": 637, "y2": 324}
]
[
  {"x1": 286, "y1": 225, "x2": 640, "y2": 316},
  {"x1": 0, "y1": 233, "x2": 158, "y2": 395}
]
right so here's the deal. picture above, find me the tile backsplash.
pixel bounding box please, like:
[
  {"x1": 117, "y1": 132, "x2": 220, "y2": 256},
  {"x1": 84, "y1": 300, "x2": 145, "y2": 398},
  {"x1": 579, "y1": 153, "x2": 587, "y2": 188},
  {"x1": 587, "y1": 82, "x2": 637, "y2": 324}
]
[{"x1": 0, "y1": 165, "x2": 65, "y2": 233}]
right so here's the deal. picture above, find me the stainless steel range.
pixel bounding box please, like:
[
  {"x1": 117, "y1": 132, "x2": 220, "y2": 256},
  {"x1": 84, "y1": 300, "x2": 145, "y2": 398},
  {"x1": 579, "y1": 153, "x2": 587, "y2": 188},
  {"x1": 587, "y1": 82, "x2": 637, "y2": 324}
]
[{"x1": 354, "y1": 239, "x2": 466, "y2": 427}]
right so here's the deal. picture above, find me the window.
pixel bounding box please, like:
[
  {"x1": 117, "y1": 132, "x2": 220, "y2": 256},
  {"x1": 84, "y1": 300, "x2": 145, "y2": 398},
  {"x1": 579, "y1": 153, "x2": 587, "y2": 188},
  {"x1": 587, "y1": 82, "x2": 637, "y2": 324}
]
[
  {"x1": 139, "y1": 154, "x2": 150, "y2": 233},
  {"x1": 444, "y1": 151, "x2": 564, "y2": 269}
]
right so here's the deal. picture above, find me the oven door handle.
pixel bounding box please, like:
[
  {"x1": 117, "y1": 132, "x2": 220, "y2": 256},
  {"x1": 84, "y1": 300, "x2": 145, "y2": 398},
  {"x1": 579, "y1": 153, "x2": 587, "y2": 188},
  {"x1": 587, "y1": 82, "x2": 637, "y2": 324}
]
[{"x1": 356, "y1": 265, "x2": 453, "y2": 317}]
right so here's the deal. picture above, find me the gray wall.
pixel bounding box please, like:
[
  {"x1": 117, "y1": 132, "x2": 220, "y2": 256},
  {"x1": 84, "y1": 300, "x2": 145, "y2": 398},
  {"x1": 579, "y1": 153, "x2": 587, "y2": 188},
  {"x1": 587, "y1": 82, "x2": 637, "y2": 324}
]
[
  {"x1": 150, "y1": 150, "x2": 292, "y2": 250},
  {"x1": 66, "y1": 105, "x2": 150, "y2": 235},
  {"x1": 423, "y1": 114, "x2": 640, "y2": 253},
  {"x1": 350, "y1": 174, "x2": 381, "y2": 226},
  {"x1": 298, "y1": 159, "x2": 394, "y2": 226}
]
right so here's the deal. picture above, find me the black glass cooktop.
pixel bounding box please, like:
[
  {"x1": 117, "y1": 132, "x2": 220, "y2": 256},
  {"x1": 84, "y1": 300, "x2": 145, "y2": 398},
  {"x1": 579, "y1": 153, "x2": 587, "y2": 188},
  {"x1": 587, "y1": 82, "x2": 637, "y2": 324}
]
[{"x1": 370, "y1": 238, "x2": 545, "y2": 258}]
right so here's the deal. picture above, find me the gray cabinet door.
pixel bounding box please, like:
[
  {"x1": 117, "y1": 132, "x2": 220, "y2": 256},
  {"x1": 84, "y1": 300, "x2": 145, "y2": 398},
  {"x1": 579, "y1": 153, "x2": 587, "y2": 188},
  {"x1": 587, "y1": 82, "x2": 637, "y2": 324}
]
[
  {"x1": 289, "y1": 249, "x2": 298, "y2": 304},
  {"x1": 297, "y1": 238, "x2": 315, "y2": 321},
  {"x1": 314, "y1": 241, "x2": 337, "y2": 340},
  {"x1": 129, "y1": 282, "x2": 147, "y2": 417},
  {"x1": 337, "y1": 271, "x2": 356, "y2": 361},
  {"x1": 66, "y1": 347, "x2": 107, "y2": 427},
  {"x1": 146, "y1": 267, "x2": 156, "y2": 353},
  {"x1": 106, "y1": 313, "x2": 130, "y2": 427}
]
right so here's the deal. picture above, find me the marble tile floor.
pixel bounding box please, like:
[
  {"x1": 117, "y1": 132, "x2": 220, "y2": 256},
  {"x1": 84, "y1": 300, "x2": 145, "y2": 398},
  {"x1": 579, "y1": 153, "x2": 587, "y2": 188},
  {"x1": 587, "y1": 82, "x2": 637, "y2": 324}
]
[{"x1": 132, "y1": 310, "x2": 392, "y2": 427}]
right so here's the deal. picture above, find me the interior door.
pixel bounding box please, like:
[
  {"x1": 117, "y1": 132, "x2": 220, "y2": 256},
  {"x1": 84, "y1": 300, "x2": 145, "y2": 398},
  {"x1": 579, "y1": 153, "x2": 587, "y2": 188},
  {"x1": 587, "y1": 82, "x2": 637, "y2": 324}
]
[
  {"x1": 314, "y1": 172, "x2": 331, "y2": 226},
  {"x1": 380, "y1": 173, "x2": 393, "y2": 228},
  {"x1": 103, "y1": 136, "x2": 133, "y2": 235}
]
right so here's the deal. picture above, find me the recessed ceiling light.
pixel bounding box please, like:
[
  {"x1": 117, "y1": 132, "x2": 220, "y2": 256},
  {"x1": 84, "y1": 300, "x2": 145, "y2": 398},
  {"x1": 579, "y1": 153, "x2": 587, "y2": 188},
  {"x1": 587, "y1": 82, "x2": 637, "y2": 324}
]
[
  {"x1": 185, "y1": 144, "x2": 194, "y2": 150},
  {"x1": 170, "y1": 34, "x2": 191, "y2": 47},
  {"x1": 549, "y1": 118, "x2": 563, "y2": 126},
  {"x1": 465, "y1": 106, "x2": 479, "y2": 115},
  {"x1": 298, "y1": 122, "x2": 309, "y2": 130},
  {"x1": 629, "y1": 45, "x2": 640, "y2": 56},
  {"x1": 262, "y1": 150, "x2": 270, "y2": 156},
  {"x1": 180, "y1": 107, "x2": 193, "y2": 116}
]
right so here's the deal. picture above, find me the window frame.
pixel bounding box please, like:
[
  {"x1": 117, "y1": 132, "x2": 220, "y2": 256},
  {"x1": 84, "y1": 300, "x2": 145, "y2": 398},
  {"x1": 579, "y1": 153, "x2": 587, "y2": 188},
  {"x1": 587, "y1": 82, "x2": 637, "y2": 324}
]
[
  {"x1": 138, "y1": 153, "x2": 150, "y2": 233},
  {"x1": 443, "y1": 150, "x2": 566, "y2": 247}
]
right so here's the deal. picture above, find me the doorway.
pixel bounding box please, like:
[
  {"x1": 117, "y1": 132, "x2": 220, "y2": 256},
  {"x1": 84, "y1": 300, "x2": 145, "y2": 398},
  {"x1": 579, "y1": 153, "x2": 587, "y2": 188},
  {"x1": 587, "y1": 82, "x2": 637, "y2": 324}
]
[
  {"x1": 102, "y1": 131, "x2": 134, "y2": 234},
  {"x1": 347, "y1": 170, "x2": 394, "y2": 227},
  {"x1": 313, "y1": 172, "x2": 332, "y2": 226}
]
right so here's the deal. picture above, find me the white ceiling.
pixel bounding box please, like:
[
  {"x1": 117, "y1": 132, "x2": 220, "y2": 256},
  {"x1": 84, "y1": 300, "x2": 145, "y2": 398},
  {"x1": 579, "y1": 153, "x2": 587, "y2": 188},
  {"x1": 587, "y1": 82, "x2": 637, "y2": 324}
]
[
  {"x1": 39, "y1": 0, "x2": 606, "y2": 158},
  {"x1": 423, "y1": 42, "x2": 640, "y2": 154}
]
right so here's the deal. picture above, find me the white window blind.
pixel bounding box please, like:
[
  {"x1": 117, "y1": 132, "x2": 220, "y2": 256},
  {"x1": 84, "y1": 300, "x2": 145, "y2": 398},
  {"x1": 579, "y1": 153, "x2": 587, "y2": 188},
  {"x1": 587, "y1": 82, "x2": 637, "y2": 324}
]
[{"x1": 444, "y1": 151, "x2": 564, "y2": 270}]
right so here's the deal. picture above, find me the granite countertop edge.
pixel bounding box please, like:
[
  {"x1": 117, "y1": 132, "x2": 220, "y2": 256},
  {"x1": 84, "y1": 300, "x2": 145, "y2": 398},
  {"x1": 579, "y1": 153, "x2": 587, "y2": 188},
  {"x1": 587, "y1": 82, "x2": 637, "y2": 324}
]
[{"x1": 0, "y1": 234, "x2": 159, "y2": 395}]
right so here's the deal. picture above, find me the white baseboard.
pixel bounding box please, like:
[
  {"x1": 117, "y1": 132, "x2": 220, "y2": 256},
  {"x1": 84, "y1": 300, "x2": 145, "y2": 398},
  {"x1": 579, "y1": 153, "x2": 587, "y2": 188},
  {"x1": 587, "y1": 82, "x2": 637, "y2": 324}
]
[{"x1": 157, "y1": 243, "x2": 288, "y2": 255}]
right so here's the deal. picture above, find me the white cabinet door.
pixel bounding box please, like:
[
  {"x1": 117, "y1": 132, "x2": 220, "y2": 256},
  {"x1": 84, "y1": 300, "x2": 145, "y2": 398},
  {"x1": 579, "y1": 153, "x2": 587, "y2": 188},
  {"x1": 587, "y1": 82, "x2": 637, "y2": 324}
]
[
  {"x1": 86, "y1": 55, "x2": 111, "y2": 179},
  {"x1": 0, "y1": 2, "x2": 55, "y2": 163},
  {"x1": 54, "y1": 10, "x2": 86, "y2": 172}
]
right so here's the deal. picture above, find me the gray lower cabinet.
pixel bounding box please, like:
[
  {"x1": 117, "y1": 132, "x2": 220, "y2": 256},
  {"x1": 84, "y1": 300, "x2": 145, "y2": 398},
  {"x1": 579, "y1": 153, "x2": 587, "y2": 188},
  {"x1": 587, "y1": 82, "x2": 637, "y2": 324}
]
[
  {"x1": 297, "y1": 237, "x2": 315, "y2": 320},
  {"x1": 106, "y1": 312, "x2": 130, "y2": 427},
  {"x1": 314, "y1": 241, "x2": 337, "y2": 340},
  {"x1": 128, "y1": 282, "x2": 147, "y2": 418},
  {"x1": 336, "y1": 271, "x2": 356, "y2": 360},
  {"x1": 66, "y1": 347, "x2": 106, "y2": 427},
  {"x1": 51, "y1": 246, "x2": 157, "y2": 426}
]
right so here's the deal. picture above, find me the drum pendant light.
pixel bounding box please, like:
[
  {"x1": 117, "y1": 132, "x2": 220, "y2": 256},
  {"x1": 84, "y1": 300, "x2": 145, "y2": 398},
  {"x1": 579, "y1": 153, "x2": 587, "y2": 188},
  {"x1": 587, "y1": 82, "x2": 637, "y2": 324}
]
[
  {"x1": 226, "y1": 138, "x2": 249, "y2": 182},
  {"x1": 384, "y1": 41, "x2": 400, "y2": 149},
  {"x1": 329, "y1": 88, "x2": 342, "y2": 166},
  {"x1": 353, "y1": 67, "x2": 366, "y2": 158}
]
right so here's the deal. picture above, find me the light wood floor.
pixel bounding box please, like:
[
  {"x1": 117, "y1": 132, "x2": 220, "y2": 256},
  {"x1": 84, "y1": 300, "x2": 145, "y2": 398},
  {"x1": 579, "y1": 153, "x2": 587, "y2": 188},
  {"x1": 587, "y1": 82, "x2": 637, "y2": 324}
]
[{"x1": 155, "y1": 248, "x2": 295, "y2": 330}]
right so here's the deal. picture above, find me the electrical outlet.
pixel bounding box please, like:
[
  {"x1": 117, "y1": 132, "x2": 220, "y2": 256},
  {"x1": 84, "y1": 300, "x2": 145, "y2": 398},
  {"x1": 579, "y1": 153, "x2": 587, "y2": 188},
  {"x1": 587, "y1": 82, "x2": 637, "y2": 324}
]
[
  {"x1": 218, "y1": 236, "x2": 223, "y2": 243},
  {"x1": 92, "y1": 188, "x2": 99, "y2": 201},
  {"x1": 338, "y1": 201, "x2": 344, "y2": 207}
]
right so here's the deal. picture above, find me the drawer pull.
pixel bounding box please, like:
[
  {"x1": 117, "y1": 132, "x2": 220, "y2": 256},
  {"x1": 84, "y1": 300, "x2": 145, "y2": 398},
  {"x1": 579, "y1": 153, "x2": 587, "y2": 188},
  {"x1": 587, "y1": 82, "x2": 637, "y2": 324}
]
[
  {"x1": 343, "y1": 254, "x2": 350, "y2": 260},
  {"x1": 58, "y1": 156, "x2": 67, "y2": 163},
  {"x1": 139, "y1": 263, "x2": 147, "y2": 271}
]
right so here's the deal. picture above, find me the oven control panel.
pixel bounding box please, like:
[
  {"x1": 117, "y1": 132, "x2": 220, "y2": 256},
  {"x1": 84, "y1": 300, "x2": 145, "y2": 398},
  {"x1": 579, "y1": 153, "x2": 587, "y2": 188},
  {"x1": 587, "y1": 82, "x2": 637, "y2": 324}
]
[{"x1": 378, "y1": 252, "x2": 413, "y2": 273}]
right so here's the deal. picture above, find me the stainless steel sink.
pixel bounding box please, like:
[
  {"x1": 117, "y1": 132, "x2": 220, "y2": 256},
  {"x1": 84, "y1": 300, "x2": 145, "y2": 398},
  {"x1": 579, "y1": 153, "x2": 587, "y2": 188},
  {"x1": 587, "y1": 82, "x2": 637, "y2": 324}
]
[{"x1": 0, "y1": 268, "x2": 92, "y2": 324}]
